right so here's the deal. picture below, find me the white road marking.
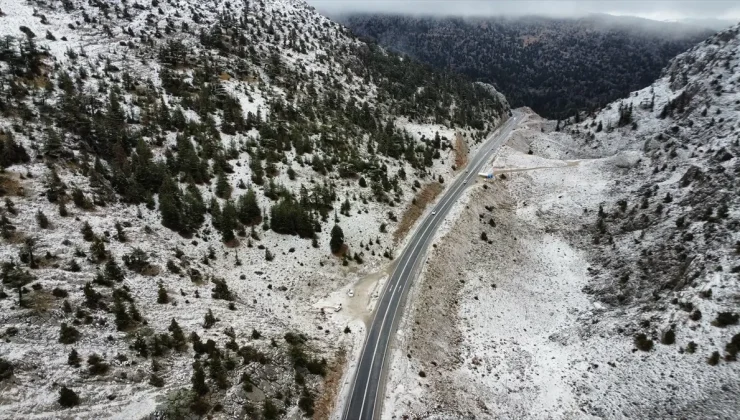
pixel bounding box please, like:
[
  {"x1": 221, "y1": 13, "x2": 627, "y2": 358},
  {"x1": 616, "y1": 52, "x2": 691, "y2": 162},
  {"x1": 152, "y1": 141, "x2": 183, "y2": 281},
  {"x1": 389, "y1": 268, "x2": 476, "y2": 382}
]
[
  {"x1": 347, "y1": 115, "x2": 518, "y2": 420},
  {"x1": 366, "y1": 116, "x2": 518, "y2": 416}
]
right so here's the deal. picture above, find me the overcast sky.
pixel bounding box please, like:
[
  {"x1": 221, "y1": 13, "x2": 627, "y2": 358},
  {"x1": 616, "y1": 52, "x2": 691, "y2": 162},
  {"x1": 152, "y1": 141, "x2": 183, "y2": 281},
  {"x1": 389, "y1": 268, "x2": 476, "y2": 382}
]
[{"x1": 306, "y1": 0, "x2": 740, "y2": 21}]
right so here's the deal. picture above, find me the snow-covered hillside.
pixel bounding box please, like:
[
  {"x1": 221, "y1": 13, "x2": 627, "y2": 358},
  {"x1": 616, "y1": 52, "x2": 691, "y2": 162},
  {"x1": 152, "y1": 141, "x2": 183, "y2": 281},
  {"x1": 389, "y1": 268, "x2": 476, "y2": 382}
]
[
  {"x1": 0, "y1": 0, "x2": 509, "y2": 418},
  {"x1": 383, "y1": 23, "x2": 740, "y2": 419}
]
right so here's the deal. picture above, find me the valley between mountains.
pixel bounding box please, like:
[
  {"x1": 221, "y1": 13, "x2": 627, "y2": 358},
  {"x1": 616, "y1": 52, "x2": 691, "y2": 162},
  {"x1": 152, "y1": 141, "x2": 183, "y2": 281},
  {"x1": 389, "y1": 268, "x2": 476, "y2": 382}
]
[{"x1": 0, "y1": 1, "x2": 738, "y2": 419}]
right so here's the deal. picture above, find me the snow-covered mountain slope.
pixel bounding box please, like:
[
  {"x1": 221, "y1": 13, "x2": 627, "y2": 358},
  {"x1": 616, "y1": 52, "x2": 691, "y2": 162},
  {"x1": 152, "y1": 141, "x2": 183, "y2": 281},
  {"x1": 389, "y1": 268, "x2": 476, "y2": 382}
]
[
  {"x1": 564, "y1": 23, "x2": 740, "y2": 309},
  {"x1": 0, "y1": 0, "x2": 509, "y2": 418},
  {"x1": 382, "y1": 24, "x2": 740, "y2": 419}
]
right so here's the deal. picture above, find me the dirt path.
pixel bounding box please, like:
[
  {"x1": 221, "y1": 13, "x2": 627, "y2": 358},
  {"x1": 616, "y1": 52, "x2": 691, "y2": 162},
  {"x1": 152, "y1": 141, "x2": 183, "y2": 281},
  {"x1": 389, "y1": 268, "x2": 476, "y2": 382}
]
[
  {"x1": 454, "y1": 132, "x2": 469, "y2": 169},
  {"x1": 492, "y1": 159, "x2": 580, "y2": 175},
  {"x1": 313, "y1": 349, "x2": 348, "y2": 420},
  {"x1": 393, "y1": 182, "x2": 443, "y2": 243}
]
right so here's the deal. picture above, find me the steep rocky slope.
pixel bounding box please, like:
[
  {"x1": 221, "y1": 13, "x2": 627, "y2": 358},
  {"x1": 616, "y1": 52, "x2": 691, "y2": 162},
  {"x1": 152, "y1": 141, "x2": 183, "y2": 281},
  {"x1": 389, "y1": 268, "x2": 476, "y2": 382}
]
[
  {"x1": 0, "y1": 0, "x2": 508, "y2": 418},
  {"x1": 383, "y1": 23, "x2": 740, "y2": 419}
]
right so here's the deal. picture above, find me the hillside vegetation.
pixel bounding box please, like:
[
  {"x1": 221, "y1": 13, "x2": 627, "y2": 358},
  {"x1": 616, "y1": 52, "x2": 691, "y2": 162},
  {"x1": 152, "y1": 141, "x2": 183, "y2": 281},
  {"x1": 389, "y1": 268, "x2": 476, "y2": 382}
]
[
  {"x1": 342, "y1": 14, "x2": 714, "y2": 119},
  {"x1": 0, "y1": 0, "x2": 508, "y2": 418},
  {"x1": 384, "y1": 23, "x2": 740, "y2": 419}
]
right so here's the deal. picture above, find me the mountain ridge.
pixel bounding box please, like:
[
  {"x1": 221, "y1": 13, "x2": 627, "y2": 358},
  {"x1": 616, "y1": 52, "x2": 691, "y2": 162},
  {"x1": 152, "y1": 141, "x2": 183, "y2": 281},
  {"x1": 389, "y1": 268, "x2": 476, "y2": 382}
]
[
  {"x1": 0, "y1": 0, "x2": 507, "y2": 417},
  {"x1": 382, "y1": 22, "x2": 740, "y2": 419},
  {"x1": 341, "y1": 13, "x2": 717, "y2": 119}
]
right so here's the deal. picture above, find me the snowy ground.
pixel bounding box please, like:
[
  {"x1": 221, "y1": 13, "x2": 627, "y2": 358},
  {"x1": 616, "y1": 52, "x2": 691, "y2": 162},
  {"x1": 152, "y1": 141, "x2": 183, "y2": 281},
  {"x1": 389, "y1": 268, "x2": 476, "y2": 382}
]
[
  {"x1": 0, "y1": 127, "x2": 472, "y2": 418},
  {"x1": 0, "y1": 0, "x2": 509, "y2": 415},
  {"x1": 382, "y1": 109, "x2": 740, "y2": 419}
]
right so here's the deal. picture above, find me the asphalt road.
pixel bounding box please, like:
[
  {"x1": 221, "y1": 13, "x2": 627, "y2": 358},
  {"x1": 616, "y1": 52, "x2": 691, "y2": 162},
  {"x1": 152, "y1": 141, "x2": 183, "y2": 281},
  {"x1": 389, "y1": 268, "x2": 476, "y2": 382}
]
[{"x1": 342, "y1": 110, "x2": 521, "y2": 420}]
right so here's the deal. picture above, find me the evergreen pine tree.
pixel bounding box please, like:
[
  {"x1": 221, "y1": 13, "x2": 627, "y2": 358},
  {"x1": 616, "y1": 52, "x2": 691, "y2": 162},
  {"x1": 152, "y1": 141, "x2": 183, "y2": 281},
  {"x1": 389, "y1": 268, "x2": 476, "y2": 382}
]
[
  {"x1": 220, "y1": 200, "x2": 238, "y2": 242},
  {"x1": 129, "y1": 301, "x2": 143, "y2": 323},
  {"x1": 114, "y1": 299, "x2": 131, "y2": 331},
  {"x1": 104, "y1": 259, "x2": 125, "y2": 283},
  {"x1": 46, "y1": 167, "x2": 66, "y2": 203},
  {"x1": 191, "y1": 360, "x2": 209, "y2": 396},
  {"x1": 149, "y1": 373, "x2": 164, "y2": 387},
  {"x1": 36, "y1": 210, "x2": 49, "y2": 228},
  {"x1": 210, "y1": 197, "x2": 222, "y2": 230},
  {"x1": 237, "y1": 187, "x2": 261, "y2": 225},
  {"x1": 215, "y1": 171, "x2": 231, "y2": 199},
  {"x1": 250, "y1": 158, "x2": 264, "y2": 185},
  {"x1": 67, "y1": 349, "x2": 80, "y2": 367},
  {"x1": 211, "y1": 278, "x2": 233, "y2": 301},
  {"x1": 157, "y1": 283, "x2": 169, "y2": 304},
  {"x1": 168, "y1": 318, "x2": 187, "y2": 351},
  {"x1": 59, "y1": 323, "x2": 80, "y2": 344},
  {"x1": 58, "y1": 386, "x2": 80, "y2": 408},
  {"x1": 270, "y1": 198, "x2": 315, "y2": 238},
  {"x1": 83, "y1": 282, "x2": 102, "y2": 308},
  {"x1": 158, "y1": 175, "x2": 183, "y2": 232},
  {"x1": 114, "y1": 222, "x2": 127, "y2": 242},
  {"x1": 80, "y1": 221, "x2": 95, "y2": 241},
  {"x1": 191, "y1": 331, "x2": 206, "y2": 354},
  {"x1": 1, "y1": 262, "x2": 35, "y2": 307},
  {"x1": 0, "y1": 131, "x2": 30, "y2": 168},
  {"x1": 44, "y1": 128, "x2": 64, "y2": 159},
  {"x1": 330, "y1": 224, "x2": 344, "y2": 254},
  {"x1": 209, "y1": 352, "x2": 229, "y2": 389},
  {"x1": 182, "y1": 183, "x2": 206, "y2": 233},
  {"x1": 203, "y1": 309, "x2": 217, "y2": 329}
]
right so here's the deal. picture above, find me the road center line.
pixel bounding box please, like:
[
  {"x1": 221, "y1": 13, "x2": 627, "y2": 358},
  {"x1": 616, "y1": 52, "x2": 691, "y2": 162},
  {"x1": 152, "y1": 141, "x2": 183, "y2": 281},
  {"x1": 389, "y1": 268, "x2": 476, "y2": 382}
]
[
  {"x1": 366, "y1": 116, "x2": 518, "y2": 417},
  {"x1": 345, "y1": 114, "x2": 517, "y2": 420}
]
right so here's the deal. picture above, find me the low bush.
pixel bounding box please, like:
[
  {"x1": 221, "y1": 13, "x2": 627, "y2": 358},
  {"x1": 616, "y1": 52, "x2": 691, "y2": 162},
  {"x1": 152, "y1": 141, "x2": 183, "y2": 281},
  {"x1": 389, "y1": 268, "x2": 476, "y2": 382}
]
[
  {"x1": 634, "y1": 333, "x2": 653, "y2": 351},
  {"x1": 713, "y1": 312, "x2": 739, "y2": 327},
  {"x1": 58, "y1": 386, "x2": 80, "y2": 407},
  {"x1": 59, "y1": 323, "x2": 80, "y2": 344},
  {"x1": 0, "y1": 358, "x2": 13, "y2": 381},
  {"x1": 661, "y1": 329, "x2": 675, "y2": 345}
]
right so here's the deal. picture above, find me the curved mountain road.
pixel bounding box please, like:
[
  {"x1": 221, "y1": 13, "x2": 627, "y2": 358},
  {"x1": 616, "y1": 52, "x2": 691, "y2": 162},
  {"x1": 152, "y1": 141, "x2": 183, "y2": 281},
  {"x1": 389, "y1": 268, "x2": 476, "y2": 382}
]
[{"x1": 342, "y1": 110, "x2": 522, "y2": 420}]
